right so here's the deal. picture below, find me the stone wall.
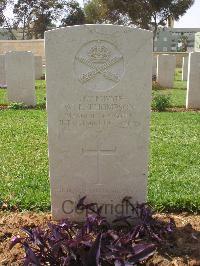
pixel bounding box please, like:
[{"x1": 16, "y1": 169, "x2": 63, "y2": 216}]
[
  {"x1": 0, "y1": 39, "x2": 44, "y2": 62},
  {"x1": 0, "y1": 39, "x2": 188, "y2": 67}
]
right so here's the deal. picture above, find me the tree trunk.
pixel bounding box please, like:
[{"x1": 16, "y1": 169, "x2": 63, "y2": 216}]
[{"x1": 4, "y1": 16, "x2": 16, "y2": 40}]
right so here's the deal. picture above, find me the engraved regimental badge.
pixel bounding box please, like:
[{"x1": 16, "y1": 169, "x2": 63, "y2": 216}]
[{"x1": 74, "y1": 40, "x2": 124, "y2": 91}]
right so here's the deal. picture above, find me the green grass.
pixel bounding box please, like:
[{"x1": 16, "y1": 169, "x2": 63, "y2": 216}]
[
  {"x1": 0, "y1": 80, "x2": 46, "y2": 107},
  {"x1": 0, "y1": 110, "x2": 199, "y2": 212},
  {"x1": 0, "y1": 88, "x2": 8, "y2": 104},
  {"x1": 149, "y1": 112, "x2": 200, "y2": 212},
  {"x1": 171, "y1": 68, "x2": 187, "y2": 107},
  {"x1": 1, "y1": 69, "x2": 186, "y2": 108},
  {"x1": 0, "y1": 74, "x2": 199, "y2": 213},
  {"x1": 153, "y1": 68, "x2": 187, "y2": 108},
  {"x1": 0, "y1": 110, "x2": 49, "y2": 211},
  {"x1": 152, "y1": 88, "x2": 186, "y2": 108},
  {"x1": 174, "y1": 68, "x2": 187, "y2": 89},
  {"x1": 35, "y1": 80, "x2": 46, "y2": 107}
]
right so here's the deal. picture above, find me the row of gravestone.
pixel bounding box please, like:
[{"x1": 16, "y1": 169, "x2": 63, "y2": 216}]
[
  {"x1": 152, "y1": 53, "x2": 200, "y2": 109},
  {"x1": 0, "y1": 52, "x2": 43, "y2": 106},
  {"x1": 1, "y1": 51, "x2": 199, "y2": 111},
  {"x1": 0, "y1": 25, "x2": 199, "y2": 221}
]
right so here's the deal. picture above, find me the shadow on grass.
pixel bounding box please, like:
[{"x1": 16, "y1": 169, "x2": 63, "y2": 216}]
[
  {"x1": 0, "y1": 102, "x2": 46, "y2": 110},
  {"x1": 173, "y1": 86, "x2": 187, "y2": 91}
]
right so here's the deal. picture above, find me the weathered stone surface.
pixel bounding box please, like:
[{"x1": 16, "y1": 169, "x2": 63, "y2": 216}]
[
  {"x1": 0, "y1": 54, "x2": 6, "y2": 86},
  {"x1": 34, "y1": 56, "x2": 43, "y2": 80},
  {"x1": 182, "y1": 56, "x2": 188, "y2": 81},
  {"x1": 152, "y1": 55, "x2": 157, "y2": 78},
  {"x1": 186, "y1": 52, "x2": 200, "y2": 109},
  {"x1": 195, "y1": 32, "x2": 200, "y2": 52},
  {"x1": 45, "y1": 25, "x2": 152, "y2": 221},
  {"x1": 5, "y1": 51, "x2": 36, "y2": 106},
  {"x1": 157, "y1": 54, "x2": 176, "y2": 88}
]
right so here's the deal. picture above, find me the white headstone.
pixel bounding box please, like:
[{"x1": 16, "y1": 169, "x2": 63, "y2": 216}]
[
  {"x1": 182, "y1": 56, "x2": 188, "y2": 81},
  {"x1": 152, "y1": 55, "x2": 157, "y2": 78},
  {"x1": 157, "y1": 54, "x2": 176, "y2": 88},
  {"x1": 45, "y1": 25, "x2": 152, "y2": 221},
  {"x1": 194, "y1": 32, "x2": 200, "y2": 52},
  {"x1": 35, "y1": 56, "x2": 43, "y2": 80},
  {"x1": 186, "y1": 52, "x2": 200, "y2": 109},
  {"x1": 0, "y1": 54, "x2": 6, "y2": 87},
  {"x1": 5, "y1": 51, "x2": 36, "y2": 106}
]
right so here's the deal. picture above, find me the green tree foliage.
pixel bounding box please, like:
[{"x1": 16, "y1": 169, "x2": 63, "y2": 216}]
[
  {"x1": 11, "y1": 0, "x2": 63, "y2": 39},
  {"x1": 1, "y1": 0, "x2": 85, "y2": 39},
  {"x1": 89, "y1": 0, "x2": 194, "y2": 38},
  {"x1": 13, "y1": 0, "x2": 34, "y2": 39},
  {"x1": 84, "y1": 0, "x2": 108, "y2": 23},
  {"x1": 0, "y1": 0, "x2": 17, "y2": 39},
  {"x1": 0, "y1": 0, "x2": 7, "y2": 25},
  {"x1": 31, "y1": 0, "x2": 63, "y2": 38},
  {"x1": 61, "y1": 0, "x2": 85, "y2": 26},
  {"x1": 84, "y1": 0, "x2": 124, "y2": 24},
  {"x1": 178, "y1": 33, "x2": 188, "y2": 52},
  {"x1": 1, "y1": 0, "x2": 194, "y2": 40}
]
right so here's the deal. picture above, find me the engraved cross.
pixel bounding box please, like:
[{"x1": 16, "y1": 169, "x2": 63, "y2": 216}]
[{"x1": 82, "y1": 144, "x2": 117, "y2": 185}]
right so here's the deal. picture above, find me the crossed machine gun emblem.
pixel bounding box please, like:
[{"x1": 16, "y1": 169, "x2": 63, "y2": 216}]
[{"x1": 76, "y1": 44, "x2": 123, "y2": 84}]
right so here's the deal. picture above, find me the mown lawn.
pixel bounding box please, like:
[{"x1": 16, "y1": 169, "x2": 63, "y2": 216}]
[
  {"x1": 149, "y1": 112, "x2": 200, "y2": 212},
  {"x1": 0, "y1": 73, "x2": 199, "y2": 212},
  {"x1": 0, "y1": 110, "x2": 49, "y2": 210},
  {"x1": 0, "y1": 80, "x2": 46, "y2": 107},
  {"x1": 1, "y1": 69, "x2": 186, "y2": 108},
  {"x1": 152, "y1": 68, "x2": 187, "y2": 108}
]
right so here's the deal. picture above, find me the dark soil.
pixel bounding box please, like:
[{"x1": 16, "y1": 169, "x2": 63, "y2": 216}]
[
  {"x1": 152, "y1": 107, "x2": 200, "y2": 112},
  {"x1": 0, "y1": 105, "x2": 8, "y2": 110},
  {"x1": 0, "y1": 212, "x2": 200, "y2": 265},
  {"x1": 167, "y1": 108, "x2": 200, "y2": 112}
]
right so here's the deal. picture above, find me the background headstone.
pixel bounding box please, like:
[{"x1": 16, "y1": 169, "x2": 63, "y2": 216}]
[
  {"x1": 157, "y1": 54, "x2": 176, "y2": 88},
  {"x1": 152, "y1": 55, "x2": 157, "y2": 79},
  {"x1": 5, "y1": 51, "x2": 36, "y2": 106},
  {"x1": 182, "y1": 56, "x2": 188, "y2": 81},
  {"x1": 34, "y1": 55, "x2": 43, "y2": 80},
  {"x1": 45, "y1": 25, "x2": 152, "y2": 221},
  {"x1": 194, "y1": 32, "x2": 200, "y2": 52},
  {"x1": 0, "y1": 54, "x2": 6, "y2": 87},
  {"x1": 186, "y1": 52, "x2": 200, "y2": 109}
]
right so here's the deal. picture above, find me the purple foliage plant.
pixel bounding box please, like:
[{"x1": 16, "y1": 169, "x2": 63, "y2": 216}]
[{"x1": 10, "y1": 196, "x2": 176, "y2": 265}]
